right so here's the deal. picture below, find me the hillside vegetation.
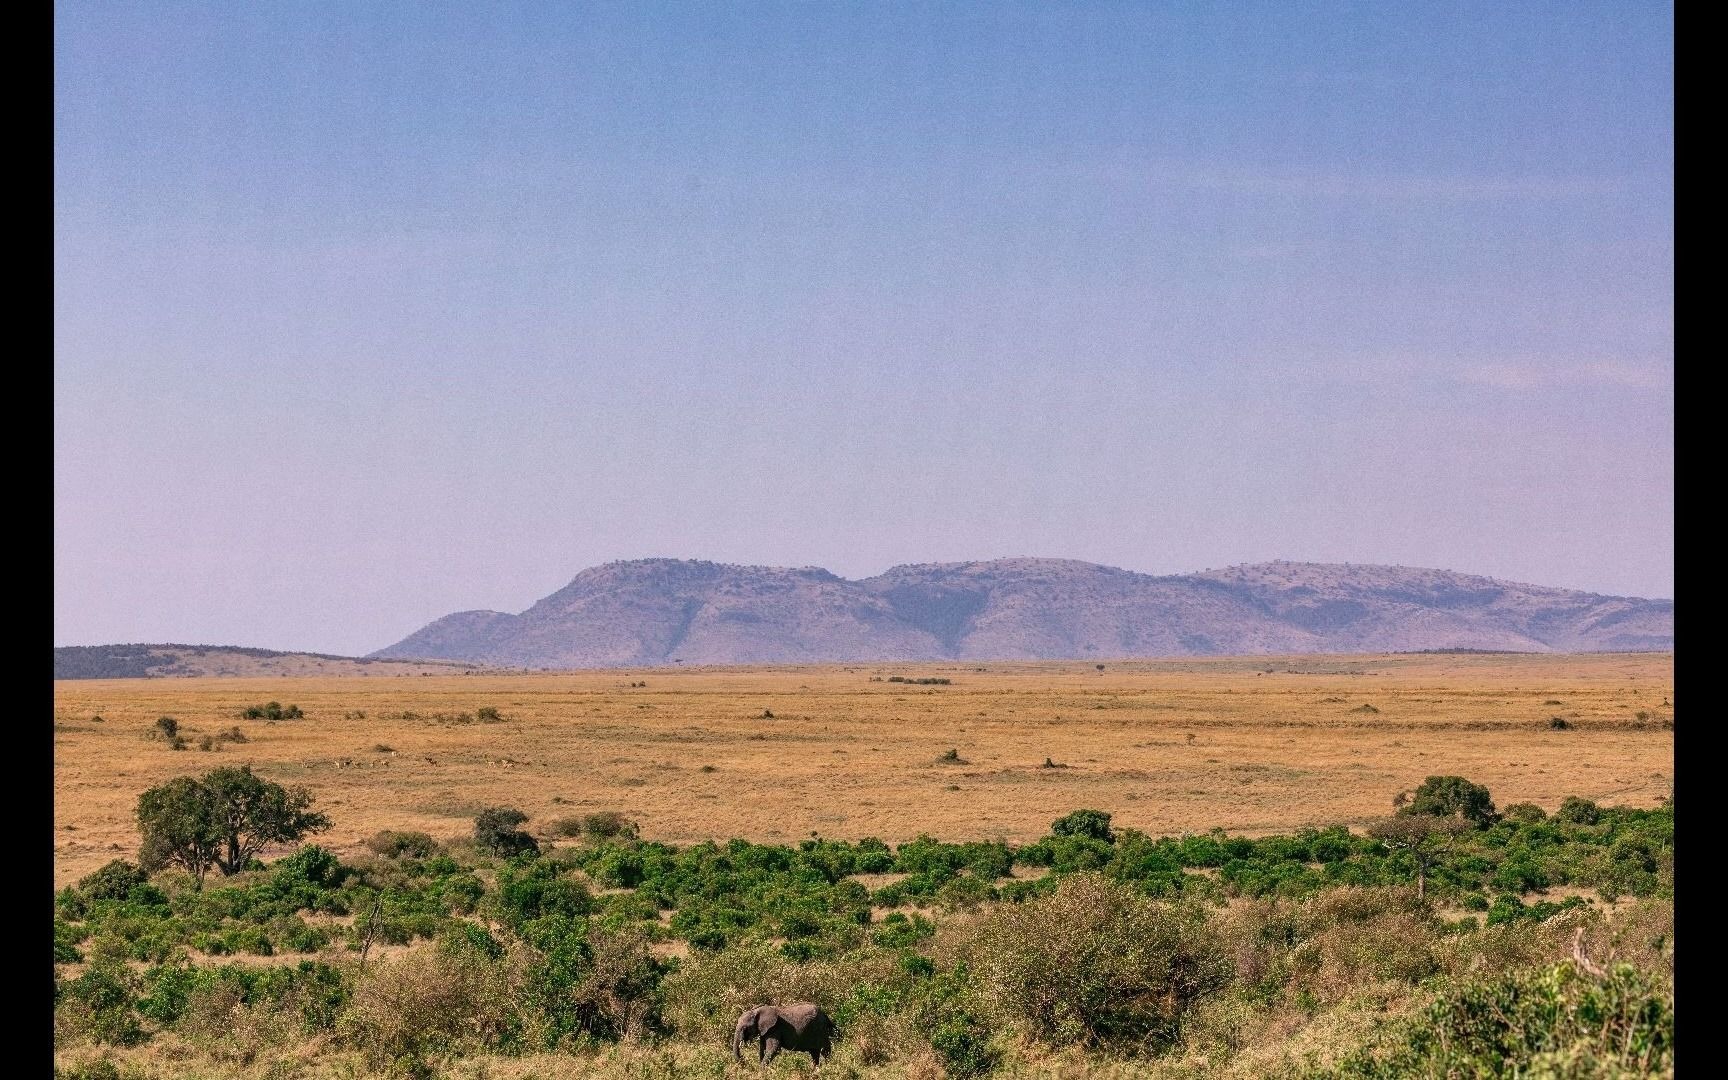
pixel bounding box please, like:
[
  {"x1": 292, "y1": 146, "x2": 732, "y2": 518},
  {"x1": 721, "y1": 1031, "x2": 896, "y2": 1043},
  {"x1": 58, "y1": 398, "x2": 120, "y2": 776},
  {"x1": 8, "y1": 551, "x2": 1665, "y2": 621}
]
[{"x1": 54, "y1": 775, "x2": 1673, "y2": 1079}]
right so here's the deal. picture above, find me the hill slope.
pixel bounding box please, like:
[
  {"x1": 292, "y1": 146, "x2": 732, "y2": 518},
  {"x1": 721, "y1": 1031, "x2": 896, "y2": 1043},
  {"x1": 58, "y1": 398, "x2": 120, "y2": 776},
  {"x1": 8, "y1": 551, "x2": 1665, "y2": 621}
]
[
  {"x1": 54, "y1": 644, "x2": 481, "y2": 680},
  {"x1": 372, "y1": 559, "x2": 1672, "y2": 667}
]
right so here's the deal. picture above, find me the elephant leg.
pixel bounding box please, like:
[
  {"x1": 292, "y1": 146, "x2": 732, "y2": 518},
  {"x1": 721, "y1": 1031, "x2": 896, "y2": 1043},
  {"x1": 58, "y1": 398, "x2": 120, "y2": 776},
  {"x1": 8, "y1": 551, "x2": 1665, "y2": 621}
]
[
  {"x1": 808, "y1": 1046, "x2": 823, "y2": 1067},
  {"x1": 761, "y1": 1036, "x2": 781, "y2": 1064}
]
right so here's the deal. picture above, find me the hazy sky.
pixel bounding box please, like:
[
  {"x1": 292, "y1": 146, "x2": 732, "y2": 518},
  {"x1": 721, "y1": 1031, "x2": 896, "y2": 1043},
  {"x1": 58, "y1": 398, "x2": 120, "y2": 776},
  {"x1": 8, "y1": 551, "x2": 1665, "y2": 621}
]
[{"x1": 56, "y1": 2, "x2": 1672, "y2": 655}]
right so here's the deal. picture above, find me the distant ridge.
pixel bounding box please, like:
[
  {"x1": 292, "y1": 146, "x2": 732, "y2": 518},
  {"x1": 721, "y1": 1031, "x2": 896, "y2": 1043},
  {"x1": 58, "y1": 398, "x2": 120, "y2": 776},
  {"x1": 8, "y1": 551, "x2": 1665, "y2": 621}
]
[
  {"x1": 370, "y1": 558, "x2": 1672, "y2": 668},
  {"x1": 54, "y1": 643, "x2": 480, "y2": 680}
]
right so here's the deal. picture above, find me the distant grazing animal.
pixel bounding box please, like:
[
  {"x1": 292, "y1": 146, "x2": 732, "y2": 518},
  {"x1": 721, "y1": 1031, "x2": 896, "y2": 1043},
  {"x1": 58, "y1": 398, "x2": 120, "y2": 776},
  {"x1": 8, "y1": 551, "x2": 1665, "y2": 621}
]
[{"x1": 732, "y1": 1002, "x2": 835, "y2": 1066}]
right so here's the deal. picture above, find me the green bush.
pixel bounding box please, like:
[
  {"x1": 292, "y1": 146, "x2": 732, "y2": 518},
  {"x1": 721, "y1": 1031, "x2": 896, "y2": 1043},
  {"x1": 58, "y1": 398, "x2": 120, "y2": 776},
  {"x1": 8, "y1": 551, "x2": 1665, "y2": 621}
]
[
  {"x1": 920, "y1": 971, "x2": 1000, "y2": 1077},
  {"x1": 1402, "y1": 776, "x2": 1497, "y2": 825},
  {"x1": 473, "y1": 808, "x2": 539, "y2": 857},
  {"x1": 872, "y1": 911, "x2": 935, "y2": 948},
  {"x1": 55, "y1": 919, "x2": 86, "y2": 964},
  {"x1": 58, "y1": 963, "x2": 145, "y2": 1046},
  {"x1": 1316, "y1": 962, "x2": 1672, "y2": 1078},
  {"x1": 583, "y1": 811, "x2": 640, "y2": 840},
  {"x1": 1557, "y1": 796, "x2": 1602, "y2": 826},
  {"x1": 364, "y1": 830, "x2": 442, "y2": 859},
  {"x1": 941, "y1": 873, "x2": 1231, "y2": 1052},
  {"x1": 77, "y1": 861, "x2": 148, "y2": 903},
  {"x1": 1049, "y1": 809, "x2": 1116, "y2": 843}
]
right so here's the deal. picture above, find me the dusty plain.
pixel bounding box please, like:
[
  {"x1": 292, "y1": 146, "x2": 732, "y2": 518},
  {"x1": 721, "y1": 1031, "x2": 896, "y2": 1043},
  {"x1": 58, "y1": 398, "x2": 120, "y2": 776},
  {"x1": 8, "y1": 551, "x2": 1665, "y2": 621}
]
[{"x1": 53, "y1": 652, "x2": 1672, "y2": 887}]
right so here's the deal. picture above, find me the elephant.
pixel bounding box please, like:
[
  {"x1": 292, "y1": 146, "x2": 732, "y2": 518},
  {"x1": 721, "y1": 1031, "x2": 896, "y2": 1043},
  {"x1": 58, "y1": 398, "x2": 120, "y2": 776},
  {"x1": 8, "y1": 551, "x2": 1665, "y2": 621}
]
[{"x1": 732, "y1": 1002, "x2": 836, "y2": 1066}]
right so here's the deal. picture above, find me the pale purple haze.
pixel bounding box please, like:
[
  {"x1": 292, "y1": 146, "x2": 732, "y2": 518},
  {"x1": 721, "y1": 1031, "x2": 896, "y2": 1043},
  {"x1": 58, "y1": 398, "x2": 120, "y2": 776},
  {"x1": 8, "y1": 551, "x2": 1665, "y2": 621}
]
[{"x1": 56, "y1": 3, "x2": 1672, "y2": 656}]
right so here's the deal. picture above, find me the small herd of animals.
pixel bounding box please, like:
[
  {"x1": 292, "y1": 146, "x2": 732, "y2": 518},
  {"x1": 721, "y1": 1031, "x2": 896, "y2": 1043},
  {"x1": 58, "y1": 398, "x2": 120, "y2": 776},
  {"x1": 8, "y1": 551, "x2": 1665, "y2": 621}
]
[{"x1": 732, "y1": 1002, "x2": 837, "y2": 1067}]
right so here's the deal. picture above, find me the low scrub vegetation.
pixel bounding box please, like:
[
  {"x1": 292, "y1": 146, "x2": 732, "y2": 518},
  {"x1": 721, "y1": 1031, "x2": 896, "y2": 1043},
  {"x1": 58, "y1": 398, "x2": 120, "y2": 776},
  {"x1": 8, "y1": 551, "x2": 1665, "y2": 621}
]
[{"x1": 54, "y1": 774, "x2": 1673, "y2": 1078}]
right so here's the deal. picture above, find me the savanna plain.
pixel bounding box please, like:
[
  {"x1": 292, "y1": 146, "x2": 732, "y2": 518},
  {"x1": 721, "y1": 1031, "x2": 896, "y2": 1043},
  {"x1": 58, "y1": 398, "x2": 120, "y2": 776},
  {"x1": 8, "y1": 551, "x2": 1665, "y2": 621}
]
[{"x1": 53, "y1": 653, "x2": 1675, "y2": 1079}]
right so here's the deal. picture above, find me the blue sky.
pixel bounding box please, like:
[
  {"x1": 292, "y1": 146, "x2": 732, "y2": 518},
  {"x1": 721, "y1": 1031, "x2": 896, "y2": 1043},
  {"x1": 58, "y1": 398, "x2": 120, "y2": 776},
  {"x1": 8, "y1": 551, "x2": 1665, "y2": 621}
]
[{"x1": 56, "y1": 2, "x2": 1672, "y2": 654}]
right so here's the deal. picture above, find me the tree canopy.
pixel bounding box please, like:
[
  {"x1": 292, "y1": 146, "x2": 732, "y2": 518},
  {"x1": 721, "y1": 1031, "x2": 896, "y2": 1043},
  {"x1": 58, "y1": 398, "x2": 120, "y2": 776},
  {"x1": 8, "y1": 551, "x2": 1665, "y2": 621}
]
[{"x1": 137, "y1": 766, "x2": 330, "y2": 884}]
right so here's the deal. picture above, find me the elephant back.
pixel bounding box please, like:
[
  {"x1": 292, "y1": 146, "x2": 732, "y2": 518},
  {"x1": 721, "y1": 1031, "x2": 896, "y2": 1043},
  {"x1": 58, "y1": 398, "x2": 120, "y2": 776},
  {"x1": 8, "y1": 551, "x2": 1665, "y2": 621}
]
[{"x1": 777, "y1": 1001, "x2": 829, "y2": 1034}]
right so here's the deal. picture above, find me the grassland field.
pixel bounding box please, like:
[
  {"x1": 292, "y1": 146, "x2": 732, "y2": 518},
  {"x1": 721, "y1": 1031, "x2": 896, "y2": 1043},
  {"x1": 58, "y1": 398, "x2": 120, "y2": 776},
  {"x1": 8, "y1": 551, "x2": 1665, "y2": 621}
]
[{"x1": 53, "y1": 651, "x2": 1672, "y2": 889}]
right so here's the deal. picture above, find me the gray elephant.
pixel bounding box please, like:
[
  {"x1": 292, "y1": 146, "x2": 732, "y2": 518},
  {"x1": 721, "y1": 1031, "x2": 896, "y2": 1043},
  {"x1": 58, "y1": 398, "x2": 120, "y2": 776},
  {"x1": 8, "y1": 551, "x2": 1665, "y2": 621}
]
[{"x1": 732, "y1": 1002, "x2": 835, "y2": 1066}]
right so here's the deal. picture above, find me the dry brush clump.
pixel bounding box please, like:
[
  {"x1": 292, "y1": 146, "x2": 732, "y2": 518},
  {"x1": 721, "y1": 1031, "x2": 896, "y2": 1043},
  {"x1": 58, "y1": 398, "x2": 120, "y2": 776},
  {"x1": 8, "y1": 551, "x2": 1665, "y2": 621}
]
[
  {"x1": 933, "y1": 874, "x2": 1233, "y2": 1054},
  {"x1": 343, "y1": 933, "x2": 529, "y2": 1067}
]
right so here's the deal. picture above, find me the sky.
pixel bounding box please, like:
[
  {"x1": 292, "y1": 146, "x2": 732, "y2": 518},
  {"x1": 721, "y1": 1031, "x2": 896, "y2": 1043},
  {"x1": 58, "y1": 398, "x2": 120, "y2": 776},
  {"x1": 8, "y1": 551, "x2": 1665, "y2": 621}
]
[{"x1": 55, "y1": 2, "x2": 1673, "y2": 655}]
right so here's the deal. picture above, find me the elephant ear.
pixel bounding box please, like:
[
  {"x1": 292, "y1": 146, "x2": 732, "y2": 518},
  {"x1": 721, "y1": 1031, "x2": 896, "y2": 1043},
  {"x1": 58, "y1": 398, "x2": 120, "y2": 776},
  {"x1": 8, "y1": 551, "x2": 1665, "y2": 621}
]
[{"x1": 757, "y1": 1005, "x2": 779, "y2": 1030}]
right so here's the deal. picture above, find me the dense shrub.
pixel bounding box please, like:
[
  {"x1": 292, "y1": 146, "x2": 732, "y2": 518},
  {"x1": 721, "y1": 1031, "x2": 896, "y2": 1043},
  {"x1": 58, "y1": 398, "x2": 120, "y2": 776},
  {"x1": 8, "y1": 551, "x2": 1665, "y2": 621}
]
[
  {"x1": 1316, "y1": 962, "x2": 1672, "y2": 1077},
  {"x1": 940, "y1": 873, "x2": 1232, "y2": 1052},
  {"x1": 1502, "y1": 802, "x2": 1548, "y2": 823},
  {"x1": 1049, "y1": 808, "x2": 1116, "y2": 843},
  {"x1": 1403, "y1": 775, "x2": 1498, "y2": 825},
  {"x1": 77, "y1": 861, "x2": 147, "y2": 903},
  {"x1": 583, "y1": 811, "x2": 640, "y2": 841},
  {"x1": 1557, "y1": 796, "x2": 1603, "y2": 826},
  {"x1": 57, "y1": 963, "x2": 145, "y2": 1046},
  {"x1": 364, "y1": 830, "x2": 442, "y2": 859},
  {"x1": 473, "y1": 808, "x2": 540, "y2": 857},
  {"x1": 343, "y1": 928, "x2": 527, "y2": 1064}
]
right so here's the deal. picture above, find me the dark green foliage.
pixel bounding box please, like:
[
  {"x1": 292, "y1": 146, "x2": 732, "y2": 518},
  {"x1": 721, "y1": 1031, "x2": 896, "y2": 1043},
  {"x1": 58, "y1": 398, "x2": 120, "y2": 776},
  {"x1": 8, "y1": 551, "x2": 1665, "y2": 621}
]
[
  {"x1": 1315, "y1": 963, "x2": 1672, "y2": 1077},
  {"x1": 583, "y1": 811, "x2": 640, "y2": 840},
  {"x1": 53, "y1": 785, "x2": 1676, "y2": 1070},
  {"x1": 60, "y1": 963, "x2": 145, "y2": 1045},
  {"x1": 475, "y1": 706, "x2": 503, "y2": 722},
  {"x1": 78, "y1": 861, "x2": 147, "y2": 902},
  {"x1": 515, "y1": 918, "x2": 665, "y2": 1046},
  {"x1": 241, "y1": 701, "x2": 303, "y2": 721},
  {"x1": 1402, "y1": 775, "x2": 1498, "y2": 825},
  {"x1": 473, "y1": 807, "x2": 540, "y2": 857},
  {"x1": 1557, "y1": 796, "x2": 1602, "y2": 825},
  {"x1": 55, "y1": 919, "x2": 87, "y2": 963},
  {"x1": 491, "y1": 860, "x2": 594, "y2": 928},
  {"x1": 872, "y1": 911, "x2": 936, "y2": 948},
  {"x1": 921, "y1": 971, "x2": 1000, "y2": 1077},
  {"x1": 137, "y1": 766, "x2": 330, "y2": 882},
  {"x1": 153, "y1": 717, "x2": 178, "y2": 740},
  {"x1": 272, "y1": 845, "x2": 344, "y2": 889},
  {"x1": 1503, "y1": 802, "x2": 1548, "y2": 823},
  {"x1": 1049, "y1": 808, "x2": 1115, "y2": 843}
]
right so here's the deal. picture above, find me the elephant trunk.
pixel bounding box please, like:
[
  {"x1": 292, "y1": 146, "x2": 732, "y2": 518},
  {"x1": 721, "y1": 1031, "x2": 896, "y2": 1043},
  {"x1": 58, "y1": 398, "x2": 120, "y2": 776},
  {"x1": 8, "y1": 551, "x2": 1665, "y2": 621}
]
[{"x1": 732, "y1": 1025, "x2": 746, "y2": 1063}]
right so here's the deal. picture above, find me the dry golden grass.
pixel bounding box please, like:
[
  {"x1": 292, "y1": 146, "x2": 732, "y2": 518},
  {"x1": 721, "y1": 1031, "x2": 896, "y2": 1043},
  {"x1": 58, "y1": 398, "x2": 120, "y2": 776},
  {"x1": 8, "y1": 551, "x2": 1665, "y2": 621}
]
[{"x1": 53, "y1": 652, "x2": 1672, "y2": 887}]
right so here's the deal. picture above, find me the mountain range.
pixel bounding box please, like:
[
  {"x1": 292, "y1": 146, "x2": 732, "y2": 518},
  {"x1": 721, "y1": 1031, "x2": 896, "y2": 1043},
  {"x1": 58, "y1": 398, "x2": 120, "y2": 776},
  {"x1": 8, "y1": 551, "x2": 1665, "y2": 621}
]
[{"x1": 370, "y1": 558, "x2": 1672, "y2": 668}]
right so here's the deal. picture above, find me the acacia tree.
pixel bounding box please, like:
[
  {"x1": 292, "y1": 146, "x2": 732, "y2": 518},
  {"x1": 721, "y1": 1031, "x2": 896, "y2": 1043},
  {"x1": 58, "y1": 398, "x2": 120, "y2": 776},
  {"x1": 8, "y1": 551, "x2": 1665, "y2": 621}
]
[
  {"x1": 137, "y1": 766, "x2": 330, "y2": 884},
  {"x1": 1367, "y1": 814, "x2": 1471, "y2": 900}
]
